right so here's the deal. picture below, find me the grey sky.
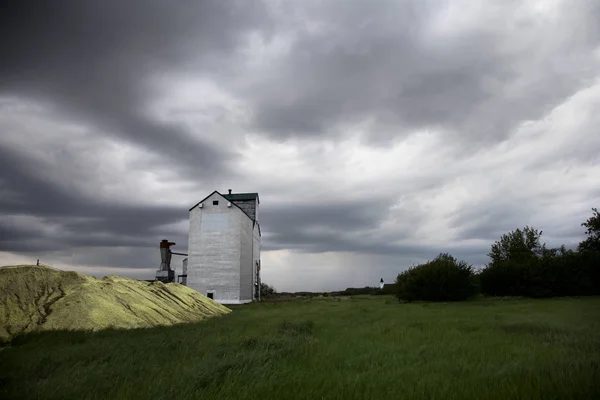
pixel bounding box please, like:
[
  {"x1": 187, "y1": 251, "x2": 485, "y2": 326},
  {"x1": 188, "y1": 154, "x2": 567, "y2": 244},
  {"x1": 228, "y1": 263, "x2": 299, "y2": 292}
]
[{"x1": 1, "y1": 0, "x2": 599, "y2": 291}]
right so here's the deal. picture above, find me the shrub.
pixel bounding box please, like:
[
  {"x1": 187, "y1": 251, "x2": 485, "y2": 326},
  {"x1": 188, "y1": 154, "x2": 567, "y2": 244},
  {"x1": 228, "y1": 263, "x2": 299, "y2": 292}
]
[
  {"x1": 478, "y1": 260, "x2": 528, "y2": 296},
  {"x1": 395, "y1": 253, "x2": 478, "y2": 302},
  {"x1": 260, "y1": 283, "x2": 277, "y2": 299}
]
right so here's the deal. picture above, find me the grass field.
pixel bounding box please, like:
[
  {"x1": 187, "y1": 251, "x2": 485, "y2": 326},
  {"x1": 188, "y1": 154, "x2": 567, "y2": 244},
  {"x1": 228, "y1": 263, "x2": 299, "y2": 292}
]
[{"x1": 1, "y1": 296, "x2": 599, "y2": 400}]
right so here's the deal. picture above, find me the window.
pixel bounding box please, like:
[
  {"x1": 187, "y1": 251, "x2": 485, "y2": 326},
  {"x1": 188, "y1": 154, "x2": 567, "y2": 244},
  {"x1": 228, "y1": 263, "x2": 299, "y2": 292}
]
[
  {"x1": 213, "y1": 200, "x2": 219, "y2": 205},
  {"x1": 207, "y1": 292, "x2": 214, "y2": 299}
]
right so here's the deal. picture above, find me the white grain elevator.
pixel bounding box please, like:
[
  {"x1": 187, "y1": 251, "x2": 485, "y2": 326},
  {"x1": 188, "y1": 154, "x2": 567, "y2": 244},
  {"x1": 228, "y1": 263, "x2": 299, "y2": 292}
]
[{"x1": 186, "y1": 190, "x2": 261, "y2": 304}]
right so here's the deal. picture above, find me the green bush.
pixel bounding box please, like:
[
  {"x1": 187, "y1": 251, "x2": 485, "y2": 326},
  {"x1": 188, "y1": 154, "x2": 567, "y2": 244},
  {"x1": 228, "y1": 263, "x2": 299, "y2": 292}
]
[
  {"x1": 260, "y1": 283, "x2": 277, "y2": 299},
  {"x1": 478, "y1": 260, "x2": 526, "y2": 296},
  {"x1": 395, "y1": 253, "x2": 478, "y2": 302}
]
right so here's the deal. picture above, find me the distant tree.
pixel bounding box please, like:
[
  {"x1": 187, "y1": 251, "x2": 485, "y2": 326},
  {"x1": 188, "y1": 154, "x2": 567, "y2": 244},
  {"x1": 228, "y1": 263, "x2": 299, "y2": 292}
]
[
  {"x1": 487, "y1": 226, "x2": 546, "y2": 264},
  {"x1": 333, "y1": 287, "x2": 379, "y2": 296},
  {"x1": 260, "y1": 282, "x2": 276, "y2": 298},
  {"x1": 578, "y1": 208, "x2": 600, "y2": 253},
  {"x1": 374, "y1": 284, "x2": 397, "y2": 295}
]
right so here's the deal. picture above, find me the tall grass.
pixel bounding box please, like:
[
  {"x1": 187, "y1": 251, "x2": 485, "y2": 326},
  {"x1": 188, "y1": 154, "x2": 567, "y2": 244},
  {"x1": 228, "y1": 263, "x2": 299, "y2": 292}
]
[{"x1": 1, "y1": 296, "x2": 599, "y2": 400}]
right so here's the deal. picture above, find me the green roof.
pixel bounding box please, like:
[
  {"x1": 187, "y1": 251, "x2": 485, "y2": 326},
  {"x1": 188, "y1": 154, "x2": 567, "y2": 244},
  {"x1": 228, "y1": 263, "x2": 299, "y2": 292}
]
[{"x1": 223, "y1": 193, "x2": 259, "y2": 202}]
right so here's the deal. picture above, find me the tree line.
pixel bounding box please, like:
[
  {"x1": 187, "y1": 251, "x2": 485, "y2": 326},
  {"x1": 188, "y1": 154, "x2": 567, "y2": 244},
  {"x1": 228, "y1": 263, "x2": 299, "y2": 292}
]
[
  {"x1": 259, "y1": 208, "x2": 599, "y2": 302},
  {"x1": 394, "y1": 208, "x2": 600, "y2": 302}
]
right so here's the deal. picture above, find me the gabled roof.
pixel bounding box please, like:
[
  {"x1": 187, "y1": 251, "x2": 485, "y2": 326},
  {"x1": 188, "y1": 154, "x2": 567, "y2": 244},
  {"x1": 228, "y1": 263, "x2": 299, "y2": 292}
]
[
  {"x1": 189, "y1": 191, "x2": 260, "y2": 230},
  {"x1": 189, "y1": 190, "x2": 220, "y2": 212}
]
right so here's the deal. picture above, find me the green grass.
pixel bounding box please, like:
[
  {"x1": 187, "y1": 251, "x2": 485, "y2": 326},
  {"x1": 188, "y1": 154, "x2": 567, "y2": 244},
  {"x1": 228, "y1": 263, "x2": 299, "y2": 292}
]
[{"x1": 1, "y1": 296, "x2": 599, "y2": 400}]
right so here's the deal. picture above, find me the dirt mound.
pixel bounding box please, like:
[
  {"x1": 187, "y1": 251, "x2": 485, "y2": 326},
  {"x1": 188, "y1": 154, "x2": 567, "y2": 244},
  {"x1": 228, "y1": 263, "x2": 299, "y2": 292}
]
[{"x1": 0, "y1": 265, "x2": 231, "y2": 342}]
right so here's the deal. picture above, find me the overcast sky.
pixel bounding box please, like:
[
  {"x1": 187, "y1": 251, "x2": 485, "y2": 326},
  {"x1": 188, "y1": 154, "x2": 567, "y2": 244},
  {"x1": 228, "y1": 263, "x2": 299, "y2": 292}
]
[{"x1": 1, "y1": 0, "x2": 599, "y2": 292}]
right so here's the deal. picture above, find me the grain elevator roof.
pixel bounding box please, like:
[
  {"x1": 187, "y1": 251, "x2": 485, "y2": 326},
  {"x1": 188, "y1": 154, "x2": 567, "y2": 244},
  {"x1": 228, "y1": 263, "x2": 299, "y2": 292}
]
[
  {"x1": 188, "y1": 191, "x2": 260, "y2": 224},
  {"x1": 223, "y1": 193, "x2": 259, "y2": 203}
]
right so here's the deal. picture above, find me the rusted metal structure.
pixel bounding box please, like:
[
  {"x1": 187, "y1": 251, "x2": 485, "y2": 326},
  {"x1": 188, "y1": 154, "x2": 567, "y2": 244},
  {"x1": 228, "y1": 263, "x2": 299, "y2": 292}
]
[{"x1": 156, "y1": 239, "x2": 187, "y2": 283}]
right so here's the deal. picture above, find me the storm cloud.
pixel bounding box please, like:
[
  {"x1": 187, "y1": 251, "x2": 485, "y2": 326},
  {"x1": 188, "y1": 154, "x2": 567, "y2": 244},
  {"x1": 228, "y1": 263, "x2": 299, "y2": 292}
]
[{"x1": 1, "y1": 0, "x2": 599, "y2": 291}]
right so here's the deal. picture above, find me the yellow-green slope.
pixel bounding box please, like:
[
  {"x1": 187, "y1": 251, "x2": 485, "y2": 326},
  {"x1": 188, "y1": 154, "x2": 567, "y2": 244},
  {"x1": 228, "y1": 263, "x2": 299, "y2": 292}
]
[{"x1": 0, "y1": 265, "x2": 231, "y2": 342}]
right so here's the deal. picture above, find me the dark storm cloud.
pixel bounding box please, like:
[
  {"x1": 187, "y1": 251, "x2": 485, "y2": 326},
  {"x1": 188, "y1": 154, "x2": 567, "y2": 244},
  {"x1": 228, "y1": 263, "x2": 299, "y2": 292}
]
[
  {"x1": 0, "y1": 0, "x2": 269, "y2": 266},
  {"x1": 262, "y1": 198, "x2": 394, "y2": 232},
  {"x1": 0, "y1": 224, "x2": 32, "y2": 250},
  {"x1": 262, "y1": 224, "x2": 491, "y2": 267},
  {"x1": 450, "y1": 201, "x2": 537, "y2": 242},
  {"x1": 1, "y1": 0, "x2": 599, "y2": 287},
  {"x1": 450, "y1": 196, "x2": 594, "y2": 252},
  {"x1": 244, "y1": 0, "x2": 600, "y2": 145},
  {"x1": 0, "y1": 0, "x2": 269, "y2": 179},
  {"x1": 260, "y1": 196, "x2": 450, "y2": 258},
  {"x1": 0, "y1": 145, "x2": 187, "y2": 254}
]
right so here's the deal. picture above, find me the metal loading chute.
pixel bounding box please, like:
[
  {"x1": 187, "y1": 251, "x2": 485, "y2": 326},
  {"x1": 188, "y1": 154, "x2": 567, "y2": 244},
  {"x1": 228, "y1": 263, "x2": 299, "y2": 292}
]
[{"x1": 156, "y1": 239, "x2": 187, "y2": 283}]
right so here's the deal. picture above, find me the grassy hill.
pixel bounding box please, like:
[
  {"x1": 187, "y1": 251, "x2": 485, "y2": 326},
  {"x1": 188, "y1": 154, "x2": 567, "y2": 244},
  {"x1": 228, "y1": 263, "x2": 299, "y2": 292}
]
[
  {"x1": 0, "y1": 265, "x2": 230, "y2": 343},
  {"x1": 1, "y1": 295, "x2": 599, "y2": 400}
]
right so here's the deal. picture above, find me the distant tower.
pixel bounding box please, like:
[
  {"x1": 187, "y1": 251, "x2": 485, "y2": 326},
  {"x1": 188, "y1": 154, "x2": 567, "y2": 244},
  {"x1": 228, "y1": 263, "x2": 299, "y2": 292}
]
[
  {"x1": 380, "y1": 278, "x2": 384, "y2": 289},
  {"x1": 187, "y1": 190, "x2": 261, "y2": 304}
]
